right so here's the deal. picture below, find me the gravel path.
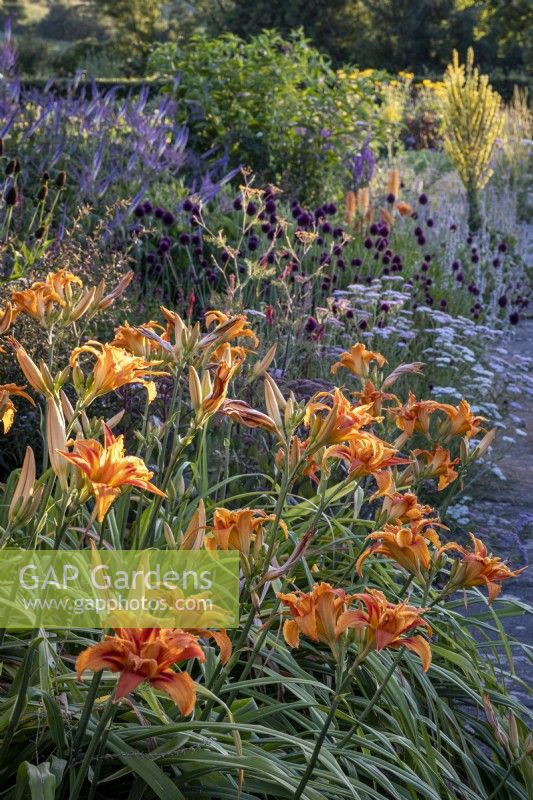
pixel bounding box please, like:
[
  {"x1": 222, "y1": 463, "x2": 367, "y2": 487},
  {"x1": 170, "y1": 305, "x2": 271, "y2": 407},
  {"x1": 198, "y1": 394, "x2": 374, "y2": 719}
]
[{"x1": 466, "y1": 320, "x2": 533, "y2": 709}]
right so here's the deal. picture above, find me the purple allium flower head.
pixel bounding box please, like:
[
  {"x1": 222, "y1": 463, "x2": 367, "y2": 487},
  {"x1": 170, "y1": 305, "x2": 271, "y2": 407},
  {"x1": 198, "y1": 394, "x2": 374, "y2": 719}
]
[
  {"x1": 305, "y1": 316, "x2": 319, "y2": 333},
  {"x1": 143, "y1": 201, "x2": 153, "y2": 214},
  {"x1": 498, "y1": 295, "x2": 508, "y2": 307},
  {"x1": 492, "y1": 258, "x2": 500, "y2": 268},
  {"x1": 265, "y1": 199, "x2": 276, "y2": 214},
  {"x1": 182, "y1": 198, "x2": 193, "y2": 212},
  {"x1": 471, "y1": 253, "x2": 479, "y2": 263},
  {"x1": 233, "y1": 197, "x2": 242, "y2": 210},
  {"x1": 370, "y1": 223, "x2": 379, "y2": 235},
  {"x1": 159, "y1": 239, "x2": 170, "y2": 253},
  {"x1": 418, "y1": 193, "x2": 428, "y2": 205},
  {"x1": 426, "y1": 218, "x2": 434, "y2": 227},
  {"x1": 352, "y1": 258, "x2": 362, "y2": 267},
  {"x1": 246, "y1": 201, "x2": 258, "y2": 215},
  {"x1": 359, "y1": 319, "x2": 368, "y2": 330},
  {"x1": 162, "y1": 211, "x2": 175, "y2": 226},
  {"x1": 417, "y1": 235, "x2": 426, "y2": 246},
  {"x1": 155, "y1": 207, "x2": 164, "y2": 219},
  {"x1": 509, "y1": 312, "x2": 519, "y2": 324},
  {"x1": 321, "y1": 222, "x2": 332, "y2": 235},
  {"x1": 440, "y1": 299, "x2": 447, "y2": 309},
  {"x1": 414, "y1": 226, "x2": 423, "y2": 237},
  {"x1": 456, "y1": 272, "x2": 464, "y2": 282},
  {"x1": 326, "y1": 203, "x2": 337, "y2": 215},
  {"x1": 179, "y1": 233, "x2": 190, "y2": 245},
  {"x1": 133, "y1": 204, "x2": 145, "y2": 218},
  {"x1": 498, "y1": 241, "x2": 508, "y2": 253},
  {"x1": 364, "y1": 237, "x2": 373, "y2": 249}
]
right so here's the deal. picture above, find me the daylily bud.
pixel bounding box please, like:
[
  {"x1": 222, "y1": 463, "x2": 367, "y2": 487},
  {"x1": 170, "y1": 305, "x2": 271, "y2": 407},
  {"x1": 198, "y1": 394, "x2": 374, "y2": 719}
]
[
  {"x1": 10, "y1": 340, "x2": 54, "y2": 397},
  {"x1": 47, "y1": 398, "x2": 69, "y2": 490},
  {"x1": 8, "y1": 447, "x2": 43, "y2": 526},
  {"x1": 471, "y1": 428, "x2": 496, "y2": 459},
  {"x1": 163, "y1": 521, "x2": 178, "y2": 550},
  {"x1": 251, "y1": 343, "x2": 277, "y2": 380},
  {"x1": 60, "y1": 390, "x2": 82, "y2": 435},
  {"x1": 188, "y1": 366, "x2": 202, "y2": 412},
  {"x1": 180, "y1": 500, "x2": 206, "y2": 550}
]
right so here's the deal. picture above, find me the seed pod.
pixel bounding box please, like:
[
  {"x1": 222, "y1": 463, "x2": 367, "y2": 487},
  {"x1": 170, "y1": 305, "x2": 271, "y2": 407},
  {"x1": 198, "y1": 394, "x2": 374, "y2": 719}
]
[
  {"x1": 4, "y1": 186, "x2": 17, "y2": 206},
  {"x1": 5, "y1": 158, "x2": 20, "y2": 176},
  {"x1": 35, "y1": 225, "x2": 47, "y2": 240},
  {"x1": 42, "y1": 171, "x2": 50, "y2": 182},
  {"x1": 0, "y1": 138, "x2": 4, "y2": 156},
  {"x1": 55, "y1": 170, "x2": 67, "y2": 188},
  {"x1": 37, "y1": 185, "x2": 48, "y2": 201}
]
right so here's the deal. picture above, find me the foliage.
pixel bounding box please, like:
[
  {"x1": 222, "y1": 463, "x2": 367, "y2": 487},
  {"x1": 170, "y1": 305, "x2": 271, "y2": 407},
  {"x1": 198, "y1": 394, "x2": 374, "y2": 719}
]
[
  {"x1": 0, "y1": 265, "x2": 531, "y2": 798},
  {"x1": 148, "y1": 31, "x2": 382, "y2": 200}
]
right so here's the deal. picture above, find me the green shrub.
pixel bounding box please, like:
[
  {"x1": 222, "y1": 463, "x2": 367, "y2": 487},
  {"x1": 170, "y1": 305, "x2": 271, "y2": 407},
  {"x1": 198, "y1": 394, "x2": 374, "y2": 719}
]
[{"x1": 148, "y1": 31, "x2": 380, "y2": 201}]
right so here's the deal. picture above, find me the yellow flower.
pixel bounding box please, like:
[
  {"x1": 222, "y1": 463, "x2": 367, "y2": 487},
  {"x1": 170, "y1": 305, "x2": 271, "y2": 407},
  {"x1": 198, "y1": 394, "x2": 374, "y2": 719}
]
[
  {"x1": 331, "y1": 342, "x2": 387, "y2": 379},
  {"x1": 0, "y1": 383, "x2": 35, "y2": 433},
  {"x1": 440, "y1": 534, "x2": 526, "y2": 603},
  {"x1": 58, "y1": 423, "x2": 166, "y2": 521},
  {"x1": 70, "y1": 341, "x2": 168, "y2": 406}
]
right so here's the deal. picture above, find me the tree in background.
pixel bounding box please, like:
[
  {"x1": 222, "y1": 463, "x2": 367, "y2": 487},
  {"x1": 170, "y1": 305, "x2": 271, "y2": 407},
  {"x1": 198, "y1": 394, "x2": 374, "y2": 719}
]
[{"x1": 189, "y1": 0, "x2": 531, "y2": 80}]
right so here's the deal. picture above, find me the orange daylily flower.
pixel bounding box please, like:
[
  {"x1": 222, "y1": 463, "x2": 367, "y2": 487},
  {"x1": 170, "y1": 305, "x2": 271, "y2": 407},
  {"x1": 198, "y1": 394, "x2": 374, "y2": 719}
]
[
  {"x1": 304, "y1": 389, "x2": 376, "y2": 448},
  {"x1": 207, "y1": 508, "x2": 288, "y2": 557},
  {"x1": 112, "y1": 321, "x2": 166, "y2": 359},
  {"x1": 202, "y1": 310, "x2": 259, "y2": 350},
  {"x1": 356, "y1": 519, "x2": 442, "y2": 577},
  {"x1": 437, "y1": 399, "x2": 486, "y2": 439},
  {"x1": 0, "y1": 383, "x2": 35, "y2": 433},
  {"x1": 323, "y1": 431, "x2": 408, "y2": 479},
  {"x1": 70, "y1": 341, "x2": 168, "y2": 405},
  {"x1": 414, "y1": 445, "x2": 459, "y2": 490},
  {"x1": 277, "y1": 582, "x2": 356, "y2": 656},
  {"x1": 390, "y1": 391, "x2": 444, "y2": 447},
  {"x1": 76, "y1": 628, "x2": 204, "y2": 714},
  {"x1": 379, "y1": 491, "x2": 434, "y2": 524},
  {"x1": 440, "y1": 533, "x2": 526, "y2": 603},
  {"x1": 58, "y1": 423, "x2": 165, "y2": 521},
  {"x1": 331, "y1": 343, "x2": 387, "y2": 379},
  {"x1": 354, "y1": 380, "x2": 397, "y2": 417},
  {"x1": 336, "y1": 588, "x2": 432, "y2": 671},
  {"x1": 208, "y1": 342, "x2": 249, "y2": 368},
  {"x1": 201, "y1": 360, "x2": 236, "y2": 417}
]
